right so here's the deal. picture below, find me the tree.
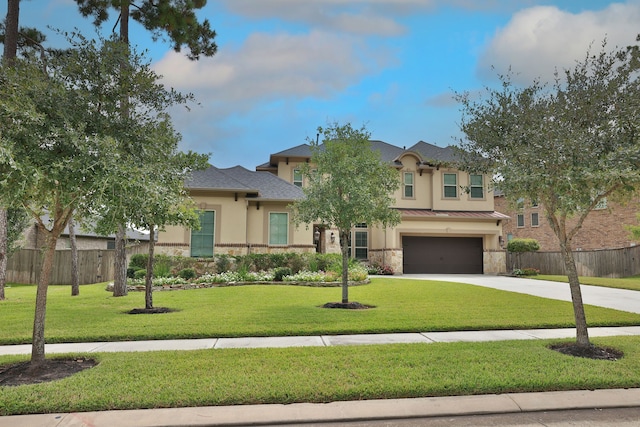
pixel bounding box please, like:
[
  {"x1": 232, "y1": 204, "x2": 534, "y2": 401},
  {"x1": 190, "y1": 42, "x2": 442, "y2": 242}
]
[
  {"x1": 74, "y1": 0, "x2": 218, "y2": 297},
  {"x1": 456, "y1": 40, "x2": 640, "y2": 348},
  {"x1": 0, "y1": 34, "x2": 196, "y2": 366},
  {"x1": 293, "y1": 123, "x2": 401, "y2": 304},
  {"x1": 68, "y1": 214, "x2": 79, "y2": 296}
]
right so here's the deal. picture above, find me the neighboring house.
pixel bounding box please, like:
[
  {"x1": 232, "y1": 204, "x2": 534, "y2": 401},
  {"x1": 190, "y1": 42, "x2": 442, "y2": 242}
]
[
  {"x1": 20, "y1": 214, "x2": 150, "y2": 251},
  {"x1": 256, "y1": 140, "x2": 508, "y2": 274},
  {"x1": 156, "y1": 165, "x2": 314, "y2": 257},
  {"x1": 495, "y1": 194, "x2": 640, "y2": 251}
]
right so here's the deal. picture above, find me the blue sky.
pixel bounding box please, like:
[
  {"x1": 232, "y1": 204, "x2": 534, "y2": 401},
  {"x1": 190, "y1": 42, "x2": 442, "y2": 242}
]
[{"x1": 9, "y1": 0, "x2": 640, "y2": 168}]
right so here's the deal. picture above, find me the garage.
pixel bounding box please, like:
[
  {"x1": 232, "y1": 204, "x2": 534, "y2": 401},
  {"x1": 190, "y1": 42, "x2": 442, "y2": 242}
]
[{"x1": 402, "y1": 236, "x2": 483, "y2": 274}]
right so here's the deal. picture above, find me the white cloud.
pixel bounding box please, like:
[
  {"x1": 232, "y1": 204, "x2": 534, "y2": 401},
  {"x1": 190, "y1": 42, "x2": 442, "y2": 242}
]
[
  {"x1": 154, "y1": 30, "x2": 394, "y2": 108},
  {"x1": 477, "y1": 2, "x2": 640, "y2": 84},
  {"x1": 219, "y1": 0, "x2": 437, "y2": 36}
]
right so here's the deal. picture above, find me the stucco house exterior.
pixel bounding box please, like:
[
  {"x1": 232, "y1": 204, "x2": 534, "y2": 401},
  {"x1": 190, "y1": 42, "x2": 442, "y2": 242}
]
[
  {"x1": 495, "y1": 194, "x2": 640, "y2": 251},
  {"x1": 156, "y1": 165, "x2": 315, "y2": 257},
  {"x1": 156, "y1": 140, "x2": 508, "y2": 274}
]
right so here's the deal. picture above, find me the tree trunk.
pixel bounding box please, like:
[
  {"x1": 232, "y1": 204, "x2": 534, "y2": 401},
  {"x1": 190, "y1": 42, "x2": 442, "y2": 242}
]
[
  {"x1": 68, "y1": 215, "x2": 79, "y2": 296},
  {"x1": 3, "y1": 0, "x2": 20, "y2": 62},
  {"x1": 112, "y1": 225, "x2": 128, "y2": 296},
  {"x1": 0, "y1": 209, "x2": 7, "y2": 301},
  {"x1": 144, "y1": 225, "x2": 155, "y2": 309},
  {"x1": 1, "y1": 0, "x2": 21, "y2": 301},
  {"x1": 30, "y1": 232, "x2": 58, "y2": 366},
  {"x1": 340, "y1": 230, "x2": 349, "y2": 303},
  {"x1": 559, "y1": 242, "x2": 590, "y2": 347}
]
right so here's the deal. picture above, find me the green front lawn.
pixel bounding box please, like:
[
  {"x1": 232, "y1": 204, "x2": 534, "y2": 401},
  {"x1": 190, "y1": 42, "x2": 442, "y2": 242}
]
[
  {"x1": 1, "y1": 278, "x2": 639, "y2": 345},
  {"x1": 2, "y1": 336, "x2": 640, "y2": 415},
  {"x1": 536, "y1": 275, "x2": 640, "y2": 291}
]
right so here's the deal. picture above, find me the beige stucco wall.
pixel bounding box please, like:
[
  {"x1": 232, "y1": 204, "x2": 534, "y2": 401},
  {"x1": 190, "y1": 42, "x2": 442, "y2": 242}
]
[
  {"x1": 393, "y1": 154, "x2": 433, "y2": 210},
  {"x1": 157, "y1": 191, "x2": 314, "y2": 257},
  {"x1": 431, "y1": 168, "x2": 494, "y2": 212}
]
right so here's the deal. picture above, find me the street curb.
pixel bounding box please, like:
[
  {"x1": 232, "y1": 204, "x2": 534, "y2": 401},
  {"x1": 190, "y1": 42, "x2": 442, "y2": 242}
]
[{"x1": 2, "y1": 388, "x2": 639, "y2": 427}]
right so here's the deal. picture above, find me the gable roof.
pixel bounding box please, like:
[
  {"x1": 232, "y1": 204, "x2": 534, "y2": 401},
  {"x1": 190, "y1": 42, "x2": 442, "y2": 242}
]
[
  {"x1": 404, "y1": 141, "x2": 458, "y2": 164},
  {"x1": 187, "y1": 165, "x2": 304, "y2": 201}
]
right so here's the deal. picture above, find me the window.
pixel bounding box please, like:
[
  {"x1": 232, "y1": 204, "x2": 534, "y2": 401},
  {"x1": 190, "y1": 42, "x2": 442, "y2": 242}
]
[
  {"x1": 293, "y1": 169, "x2": 303, "y2": 187},
  {"x1": 347, "y1": 223, "x2": 368, "y2": 259},
  {"x1": 191, "y1": 211, "x2": 215, "y2": 257},
  {"x1": 107, "y1": 240, "x2": 116, "y2": 250},
  {"x1": 269, "y1": 212, "x2": 288, "y2": 245},
  {"x1": 469, "y1": 174, "x2": 483, "y2": 199},
  {"x1": 516, "y1": 198, "x2": 525, "y2": 209},
  {"x1": 443, "y1": 173, "x2": 457, "y2": 198},
  {"x1": 531, "y1": 199, "x2": 539, "y2": 208},
  {"x1": 531, "y1": 212, "x2": 539, "y2": 227},
  {"x1": 403, "y1": 172, "x2": 414, "y2": 198},
  {"x1": 594, "y1": 197, "x2": 607, "y2": 210},
  {"x1": 517, "y1": 213, "x2": 525, "y2": 228}
]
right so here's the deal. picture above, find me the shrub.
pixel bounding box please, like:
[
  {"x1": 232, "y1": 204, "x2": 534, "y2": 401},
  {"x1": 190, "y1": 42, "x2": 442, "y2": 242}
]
[
  {"x1": 178, "y1": 268, "x2": 196, "y2": 280},
  {"x1": 215, "y1": 255, "x2": 232, "y2": 273},
  {"x1": 133, "y1": 269, "x2": 146, "y2": 279},
  {"x1": 514, "y1": 267, "x2": 540, "y2": 276},
  {"x1": 273, "y1": 267, "x2": 292, "y2": 282},
  {"x1": 507, "y1": 238, "x2": 540, "y2": 253},
  {"x1": 126, "y1": 267, "x2": 138, "y2": 279},
  {"x1": 153, "y1": 255, "x2": 173, "y2": 278},
  {"x1": 129, "y1": 254, "x2": 148, "y2": 270}
]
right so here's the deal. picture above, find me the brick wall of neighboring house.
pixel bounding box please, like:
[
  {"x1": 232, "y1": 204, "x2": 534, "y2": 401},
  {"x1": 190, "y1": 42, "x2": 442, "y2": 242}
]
[{"x1": 495, "y1": 195, "x2": 640, "y2": 251}]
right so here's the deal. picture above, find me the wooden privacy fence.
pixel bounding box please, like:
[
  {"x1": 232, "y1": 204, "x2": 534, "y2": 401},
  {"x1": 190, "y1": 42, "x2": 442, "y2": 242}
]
[
  {"x1": 6, "y1": 245, "x2": 149, "y2": 285},
  {"x1": 507, "y1": 245, "x2": 640, "y2": 278}
]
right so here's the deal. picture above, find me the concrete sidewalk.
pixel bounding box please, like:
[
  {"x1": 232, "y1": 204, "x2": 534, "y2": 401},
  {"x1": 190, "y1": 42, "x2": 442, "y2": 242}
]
[{"x1": 2, "y1": 326, "x2": 640, "y2": 356}]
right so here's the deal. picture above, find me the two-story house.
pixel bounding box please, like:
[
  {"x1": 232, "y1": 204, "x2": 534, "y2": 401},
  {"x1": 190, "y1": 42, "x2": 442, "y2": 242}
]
[{"x1": 256, "y1": 140, "x2": 508, "y2": 274}]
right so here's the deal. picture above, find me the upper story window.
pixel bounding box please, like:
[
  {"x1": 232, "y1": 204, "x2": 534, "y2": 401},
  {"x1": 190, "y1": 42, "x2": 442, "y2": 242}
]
[
  {"x1": 293, "y1": 169, "x2": 303, "y2": 187},
  {"x1": 443, "y1": 173, "x2": 457, "y2": 198},
  {"x1": 516, "y1": 213, "x2": 525, "y2": 228},
  {"x1": 403, "y1": 172, "x2": 414, "y2": 198},
  {"x1": 594, "y1": 197, "x2": 607, "y2": 210},
  {"x1": 531, "y1": 199, "x2": 539, "y2": 208},
  {"x1": 469, "y1": 174, "x2": 484, "y2": 199},
  {"x1": 531, "y1": 212, "x2": 540, "y2": 227},
  {"x1": 269, "y1": 212, "x2": 289, "y2": 245}
]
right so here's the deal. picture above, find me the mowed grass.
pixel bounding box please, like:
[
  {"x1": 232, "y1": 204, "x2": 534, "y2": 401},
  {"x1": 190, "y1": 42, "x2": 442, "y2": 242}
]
[
  {"x1": 2, "y1": 336, "x2": 640, "y2": 416},
  {"x1": 1, "y1": 278, "x2": 640, "y2": 345},
  {"x1": 537, "y1": 275, "x2": 640, "y2": 291}
]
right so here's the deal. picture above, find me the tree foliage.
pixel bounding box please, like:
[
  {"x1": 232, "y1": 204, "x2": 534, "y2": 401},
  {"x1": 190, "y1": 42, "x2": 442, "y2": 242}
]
[
  {"x1": 292, "y1": 123, "x2": 401, "y2": 303},
  {"x1": 74, "y1": 0, "x2": 217, "y2": 59},
  {"x1": 456, "y1": 39, "x2": 640, "y2": 347},
  {"x1": 506, "y1": 238, "x2": 540, "y2": 253}
]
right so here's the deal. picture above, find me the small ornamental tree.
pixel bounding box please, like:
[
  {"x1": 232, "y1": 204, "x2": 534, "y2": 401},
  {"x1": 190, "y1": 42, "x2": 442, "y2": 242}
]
[
  {"x1": 292, "y1": 123, "x2": 401, "y2": 305},
  {"x1": 456, "y1": 39, "x2": 640, "y2": 348}
]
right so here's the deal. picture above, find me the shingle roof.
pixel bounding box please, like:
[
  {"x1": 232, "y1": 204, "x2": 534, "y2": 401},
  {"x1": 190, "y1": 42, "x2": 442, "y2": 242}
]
[
  {"x1": 187, "y1": 165, "x2": 304, "y2": 201},
  {"x1": 405, "y1": 141, "x2": 458, "y2": 164},
  {"x1": 257, "y1": 140, "x2": 459, "y2": 169}
]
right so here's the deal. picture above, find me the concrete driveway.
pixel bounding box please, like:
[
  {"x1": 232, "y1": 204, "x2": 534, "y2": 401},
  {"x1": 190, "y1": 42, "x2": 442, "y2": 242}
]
[{"x1": 399, "y1": 274, "x2": 640, "y2": 314}]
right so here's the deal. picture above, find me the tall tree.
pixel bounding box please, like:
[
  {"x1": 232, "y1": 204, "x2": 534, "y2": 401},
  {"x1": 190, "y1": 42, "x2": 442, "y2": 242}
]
[
  {"x1": 456, "y1": 39, "x2": 640, "y2": 348},
  {"x1": 74, "y1": 0, "x2": 217, "y2": 297},
  {"x1": 293, "y1": 123, "x2": 401, "y2": 304},
  {"x1": 0, "y1": 33, "x2": 196, "y2": 366}
]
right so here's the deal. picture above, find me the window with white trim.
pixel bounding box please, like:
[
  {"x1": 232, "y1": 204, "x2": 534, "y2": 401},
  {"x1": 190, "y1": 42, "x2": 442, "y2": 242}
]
[
  {"x1": 293, "y1": 169, "x2": 303, "y2": 187},
  {"x1": 516, "y1": 213, "x2": 525, "y2": 228},
  {"x1": 347, "y1": 223, "x2": 368, "y2": 260},
  {"x1": 469, "y1": 174, "x2": 483, "y2": 199},
  {"x1": 403, "y1": 172, "x2": 414, "y2": 198},
  {"x1": 443, "y1": 173, "x2": 457, "y2": 198},
  {"x1": 269, "y1": 212, "x2": 289, "y2": 245}
]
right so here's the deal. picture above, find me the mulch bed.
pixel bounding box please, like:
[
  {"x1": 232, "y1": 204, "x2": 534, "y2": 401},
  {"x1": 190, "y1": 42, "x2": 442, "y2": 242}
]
[
  {"x1": 0, "y1": 357, "x2": 98, "y2": 387},
  {"x1": 127, "y1": 307, "x2": 175, "y2": 314},
  {"x1": 549, "y1": 343, "x2": 624, "y2": 361},
  {"x1": 322, "y1": 301, "x2": 374, "y2": 309}
]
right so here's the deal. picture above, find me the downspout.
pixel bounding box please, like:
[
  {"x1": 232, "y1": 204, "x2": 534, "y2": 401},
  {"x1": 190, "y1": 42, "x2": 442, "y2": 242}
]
[{"x1": 245, "y1": 199, "x2": 250, "y2": 255}]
